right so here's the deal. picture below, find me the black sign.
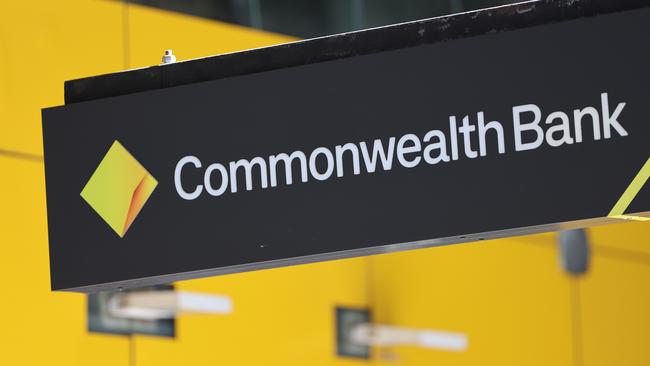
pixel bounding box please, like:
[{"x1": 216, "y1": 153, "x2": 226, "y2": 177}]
[{"x1": 43, "y1": 1, "x2": 650, "y2": 292}]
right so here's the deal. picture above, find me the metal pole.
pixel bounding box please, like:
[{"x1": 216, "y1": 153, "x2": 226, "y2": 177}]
[
  {"x1": 249, "y1": 0, "x2": 263, "y2": 29},
  {"x1": 351, "y1": 0, "x2": 365, "y2": 30}
]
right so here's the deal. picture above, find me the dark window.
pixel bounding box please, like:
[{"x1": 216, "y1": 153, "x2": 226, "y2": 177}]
[{"x1": 126, "y1": 0, "x2": 522, "y2": 38}]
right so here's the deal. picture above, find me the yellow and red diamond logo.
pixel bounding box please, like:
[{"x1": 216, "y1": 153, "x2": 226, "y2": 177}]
[{"x1": 80, "y1": 140, "x2": 158, "y2": 237}]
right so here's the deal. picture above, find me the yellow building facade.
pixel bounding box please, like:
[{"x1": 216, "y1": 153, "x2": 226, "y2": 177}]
[{"x1": 0, "y1": 1, "x2": 648, "y2": 365}]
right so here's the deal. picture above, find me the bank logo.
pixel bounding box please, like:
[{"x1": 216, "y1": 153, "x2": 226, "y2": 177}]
[{"x1": 80, "y1": 140, "x2": 158, "y2": 237}]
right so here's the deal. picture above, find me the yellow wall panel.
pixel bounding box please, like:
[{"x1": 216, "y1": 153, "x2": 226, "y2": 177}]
[
  {"x1": 0, "y1": 156, "x2": 129, "y2": 365},
  {"x1": 369, "y1": 235, "x2": 574, "y2": 366},
  {"x1": 0, "y1": 0, "x2": 125, "y2": 155},
  {"x1": 588, "y1": 221, "x2": 650, "y2": 255},
  {"x1": 133, "y1": 258, "x2": 370, "y2": 366},
  {"x1": 127, "y1": 3, "x2": 296, "y2": 69},
  {"x1": 579, "y1": 253, "x2": 650, "y2": 366}
]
